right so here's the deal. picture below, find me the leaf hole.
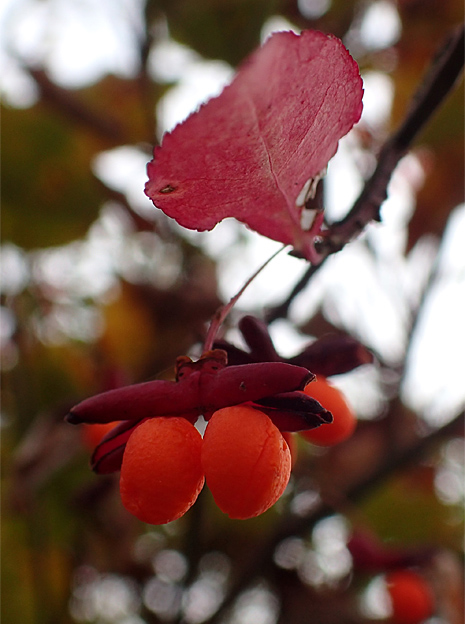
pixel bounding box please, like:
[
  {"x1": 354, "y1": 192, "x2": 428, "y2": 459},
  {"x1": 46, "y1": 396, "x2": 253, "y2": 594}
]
[{"x1": 159, "y1": 184, "x2": 177, "y2": 194}]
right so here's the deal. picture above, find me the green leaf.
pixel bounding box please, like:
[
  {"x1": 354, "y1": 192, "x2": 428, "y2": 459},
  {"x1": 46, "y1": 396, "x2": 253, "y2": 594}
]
[
  {"x1": 1, "y1": 104, "x2": 102, "y2": 249},
  {"x1": 154, "y1": 0, "x2": 279, "y2": 66}
]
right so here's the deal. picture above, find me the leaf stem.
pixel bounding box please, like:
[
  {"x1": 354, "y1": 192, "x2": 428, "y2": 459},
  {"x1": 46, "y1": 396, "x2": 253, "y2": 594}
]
[{"x1": 203, "y1": 245, "x2": 288, "y2": 352}]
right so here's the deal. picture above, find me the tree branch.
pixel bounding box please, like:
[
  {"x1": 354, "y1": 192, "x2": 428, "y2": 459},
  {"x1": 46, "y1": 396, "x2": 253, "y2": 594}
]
[
  {"x1": 325, "y1": 23, "x2": 464, "y2": 252},
  {"x1": 205, "y1": 410, "x2": 464, "y2": 623},
  {"x1": 267, "y1": 24, "x2": 464, "y2": 323},
  {"x1": 25, "y1": 67, "x2": 128, "y2": 145}
]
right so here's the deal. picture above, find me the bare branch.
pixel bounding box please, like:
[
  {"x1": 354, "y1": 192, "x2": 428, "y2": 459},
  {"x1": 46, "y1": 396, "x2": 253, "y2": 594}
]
[{"x1": 267, "y1": 24, "x2": 464, "y2": 323}]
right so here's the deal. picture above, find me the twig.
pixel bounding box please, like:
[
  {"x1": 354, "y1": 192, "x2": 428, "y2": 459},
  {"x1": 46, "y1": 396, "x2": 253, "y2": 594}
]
[
  {"x1": 203, "y1": 245, "x2": 288, "y2": 352},
  {"x1": 267, "y1": 24, "x2": 464, "y2": 323},
  {"x1": 25, "y1": 67, "x2": 128, "y2": 145},
  {"x1": 325, "y1": 23, "x2": 464, "y2": 251},
  {"x1": 266, "y1": 257, "x2": 326, "y2": 323}
]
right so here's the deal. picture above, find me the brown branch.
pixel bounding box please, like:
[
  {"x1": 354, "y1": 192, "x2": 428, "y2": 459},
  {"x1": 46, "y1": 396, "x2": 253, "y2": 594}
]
[
  {"x1": 267, "y1": 24, "x2": 464, "y2": 323},
  {"x1": 25, "y1": 67, "x2": 128, "y2": 145},
  {"x1": 325, "y1": 23, "x2": 464, "y2": 252}
]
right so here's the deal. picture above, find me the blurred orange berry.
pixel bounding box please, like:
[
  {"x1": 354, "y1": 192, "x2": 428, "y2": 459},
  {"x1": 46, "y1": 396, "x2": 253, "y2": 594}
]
[
  {"x1": 202, "y1": 405, "x2": 291, "y2": 519},
  {"x1": 299, "y1": 377, "x2": 356, "y2": 446},
  {"x1": 82, "y1": 422, "x2": 118, "y2": 449},
  {"x1": 385, "y1": 569, "x2": 435, "y2": 624},
  {"x1": 120, "y1": 417, "x2": 204, "y2": 525}
]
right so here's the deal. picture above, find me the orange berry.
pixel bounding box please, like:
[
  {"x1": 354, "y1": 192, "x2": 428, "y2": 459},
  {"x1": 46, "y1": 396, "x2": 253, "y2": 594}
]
[
  {"x1": 120, "y1": 417, "x2": 204, "y2": 525},
  {"x1": 82, "y1": 422, "x2": 118, "y2": 449},
  {"x1": 202, "y1": 406, "x2": 291, "y2": 519},
  {"x1": 282, "y1": 432, "x2": 298, "y2": 468},
  {"x1": 299, "y1": 377, "x2": 356, "y2": 446},
  {"x1": 385, "y1": 569, "x2": 434, "y2": 624}
]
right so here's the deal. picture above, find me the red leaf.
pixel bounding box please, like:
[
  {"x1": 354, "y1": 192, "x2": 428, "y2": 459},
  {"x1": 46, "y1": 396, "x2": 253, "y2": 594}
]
[{"x1": 145, "y1": 30, "x2": 363, "y2": 260}]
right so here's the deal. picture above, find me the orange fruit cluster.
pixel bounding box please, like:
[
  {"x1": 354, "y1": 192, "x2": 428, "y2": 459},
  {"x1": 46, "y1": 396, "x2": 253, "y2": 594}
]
[
  {"x1": 114, "y1": 376, "x2": 356, "y2": 525},
  {"x1": 299, "y1": 376, "x2": 356, "y2": 446},
  {"x1": 385, "y1": 569, "x2": 435, "y2": 624},
  {"x1": 84, "y1": 377, "x2": 356, "y2": 524},
  {"x1": 118, "y1": 406, "x2": 292, "y2": 525}
]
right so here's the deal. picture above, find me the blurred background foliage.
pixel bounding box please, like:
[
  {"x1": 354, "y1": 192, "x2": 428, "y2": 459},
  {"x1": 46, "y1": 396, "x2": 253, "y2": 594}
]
[{"x1": 1, "y1": 1, "x2": 464, "y2": 623}]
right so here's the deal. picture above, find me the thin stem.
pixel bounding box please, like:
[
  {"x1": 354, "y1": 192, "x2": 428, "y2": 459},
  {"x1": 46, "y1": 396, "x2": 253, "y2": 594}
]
[{"x1": 203, "y1": 245, "x2": 288, "y2": 352}]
